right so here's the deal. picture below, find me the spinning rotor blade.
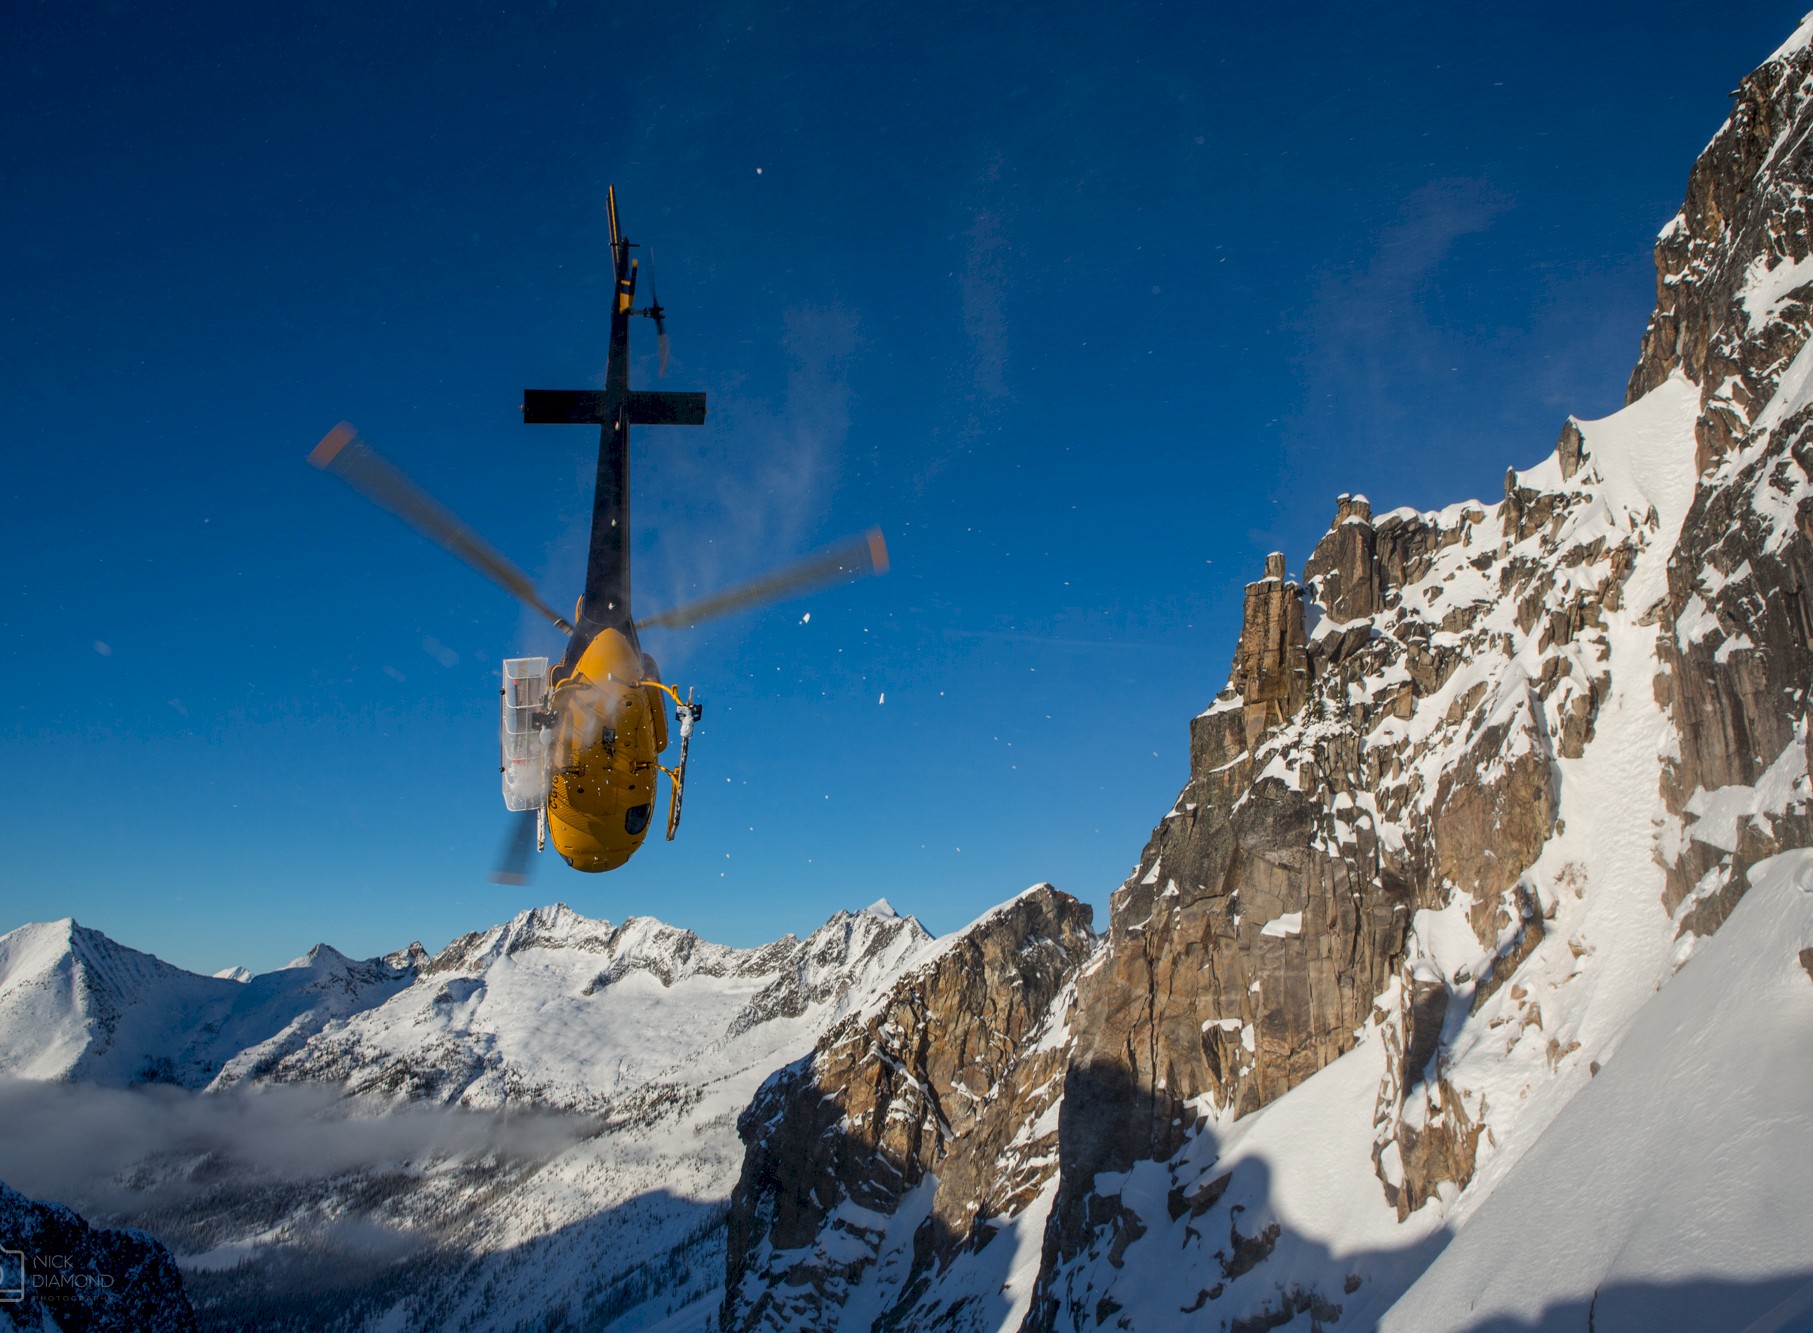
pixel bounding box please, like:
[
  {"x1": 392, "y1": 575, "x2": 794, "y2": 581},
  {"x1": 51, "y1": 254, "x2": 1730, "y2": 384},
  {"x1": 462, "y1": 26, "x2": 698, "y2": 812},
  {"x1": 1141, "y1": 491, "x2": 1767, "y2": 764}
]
[
  {"x1": 309, "y1": 423, "x2": 573, "y2": 635},
  {"x1": 635, "y1": 529, "x2": 888, "y2": 632},
  {"x1": 490, "y1": 811, "x2": 539, "y2": 886},
  {"x1": 657, "y1": 328, "x2": 671, "y2": 378}
]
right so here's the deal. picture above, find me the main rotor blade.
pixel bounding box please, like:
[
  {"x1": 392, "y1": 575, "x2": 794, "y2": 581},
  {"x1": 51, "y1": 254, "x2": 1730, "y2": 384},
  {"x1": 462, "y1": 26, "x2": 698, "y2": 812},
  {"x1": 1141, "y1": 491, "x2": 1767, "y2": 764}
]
[
  {"x1": 635, "y1": 529, "x2": 888, "y2": 632},
  {"x1": 309, "y1": 423, "x2": 573, "y2": 635},
  {"x1": 489, "y1": 811, "x2": 539, "y2": 886}
]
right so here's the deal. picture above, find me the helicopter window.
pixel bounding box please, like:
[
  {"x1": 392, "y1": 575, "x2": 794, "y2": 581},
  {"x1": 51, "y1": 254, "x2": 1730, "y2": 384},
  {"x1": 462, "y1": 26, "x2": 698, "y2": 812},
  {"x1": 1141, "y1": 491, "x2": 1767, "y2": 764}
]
[{"x1": 624, "y1": 803, "x2": 652, "y2": 836}]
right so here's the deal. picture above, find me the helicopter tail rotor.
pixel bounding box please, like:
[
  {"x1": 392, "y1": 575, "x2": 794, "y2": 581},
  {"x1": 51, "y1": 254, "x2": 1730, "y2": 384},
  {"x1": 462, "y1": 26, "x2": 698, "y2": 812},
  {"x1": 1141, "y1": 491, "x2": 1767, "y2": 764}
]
[{"x1": 643, "y1": 248, "x2": 670, "y2": 378}]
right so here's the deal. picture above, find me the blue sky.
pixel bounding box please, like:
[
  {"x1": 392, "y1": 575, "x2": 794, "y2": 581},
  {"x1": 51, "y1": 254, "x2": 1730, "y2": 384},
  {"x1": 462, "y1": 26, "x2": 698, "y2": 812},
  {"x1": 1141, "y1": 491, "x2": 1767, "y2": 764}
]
[{"x1": 2, "y1": 1, "x2": 1798, "y2": 973}]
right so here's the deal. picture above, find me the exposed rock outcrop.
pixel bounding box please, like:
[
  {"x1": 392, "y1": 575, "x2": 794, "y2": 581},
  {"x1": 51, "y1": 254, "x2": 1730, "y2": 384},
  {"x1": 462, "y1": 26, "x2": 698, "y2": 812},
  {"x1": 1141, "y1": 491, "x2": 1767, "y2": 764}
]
[
  {"x1": 723, "y1": 886, "x2": 1094, "y2": 1332},
  {"x1": 1630, "y1": 34, "x2": 1813, "y2": 935},
  {"x1": 1303, "y1": 493, "x2": 1381, "y2": 623},
  {"x1": 1234, "y1": 552, "x2": 1308, "y2": 747}
]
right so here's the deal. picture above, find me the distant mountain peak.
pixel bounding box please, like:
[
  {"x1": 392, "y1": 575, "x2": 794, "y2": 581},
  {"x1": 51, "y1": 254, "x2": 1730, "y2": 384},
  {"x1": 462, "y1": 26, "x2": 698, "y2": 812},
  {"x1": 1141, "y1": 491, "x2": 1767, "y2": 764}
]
[
  {"x1": 512, "y1": 901, "x2": 592, "y2": 930},
  {"x1": 284, "y1": 941, "x2": 353, "y2": 971},
  {"x1": 0, "y1": 915, "x2": 413, "y2": 1088}
]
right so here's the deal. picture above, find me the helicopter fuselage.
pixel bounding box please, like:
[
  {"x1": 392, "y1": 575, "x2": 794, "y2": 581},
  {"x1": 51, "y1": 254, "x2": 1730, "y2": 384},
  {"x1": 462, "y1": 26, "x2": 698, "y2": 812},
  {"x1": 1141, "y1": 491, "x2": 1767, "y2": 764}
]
[{"x1": 545, "y1": 627, "x2": 671, "y2": 872}]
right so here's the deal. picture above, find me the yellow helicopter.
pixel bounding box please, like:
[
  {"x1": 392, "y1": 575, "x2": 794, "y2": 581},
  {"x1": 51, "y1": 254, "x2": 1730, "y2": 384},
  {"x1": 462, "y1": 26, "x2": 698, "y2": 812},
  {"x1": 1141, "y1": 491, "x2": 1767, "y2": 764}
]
[{"x1": 310, "y1": 188, "x2": 886, "y2": 882}]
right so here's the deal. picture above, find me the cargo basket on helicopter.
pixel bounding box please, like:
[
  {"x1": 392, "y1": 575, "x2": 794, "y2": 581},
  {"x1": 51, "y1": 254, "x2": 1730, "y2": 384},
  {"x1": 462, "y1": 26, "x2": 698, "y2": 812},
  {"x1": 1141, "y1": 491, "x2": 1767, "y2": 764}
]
[{"x1": 500, "y1": 656, "x2": 551, "y2": 812}]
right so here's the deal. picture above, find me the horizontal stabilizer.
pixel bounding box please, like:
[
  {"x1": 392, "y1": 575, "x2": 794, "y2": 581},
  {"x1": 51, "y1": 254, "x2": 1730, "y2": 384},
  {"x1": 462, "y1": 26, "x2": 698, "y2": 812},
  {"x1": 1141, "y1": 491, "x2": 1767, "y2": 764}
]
[
  {"x1": 630, "y1": 391, "x2": 707, "y2": 425},
  {"x1": 521, "y1": 389, "x2": 707, "y2": 427}
]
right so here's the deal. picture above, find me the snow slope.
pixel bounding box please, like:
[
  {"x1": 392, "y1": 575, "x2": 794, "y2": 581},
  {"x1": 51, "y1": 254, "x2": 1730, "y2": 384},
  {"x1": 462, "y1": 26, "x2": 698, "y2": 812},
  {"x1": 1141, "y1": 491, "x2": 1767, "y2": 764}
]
[
  {"x1": 1382, "y1": 849, "x2": 1813, "y2": 1332},
  {"x1": 1419, "y1": 372, "x2": 1705, "y2": 1215}
]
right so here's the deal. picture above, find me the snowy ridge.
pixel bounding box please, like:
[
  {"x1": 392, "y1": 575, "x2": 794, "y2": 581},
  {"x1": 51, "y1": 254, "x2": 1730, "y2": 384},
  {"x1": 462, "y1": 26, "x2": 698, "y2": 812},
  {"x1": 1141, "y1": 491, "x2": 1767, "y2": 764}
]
[
  {"x1": 249, "y1": 902, "x2": 932, "y2": 1111},
  {"x1": 0, "y1": 917, "x2": 413, "y2": 1088},
  {"x1": 0, "y1": 900, "x2": 936, "y2": 1330}
]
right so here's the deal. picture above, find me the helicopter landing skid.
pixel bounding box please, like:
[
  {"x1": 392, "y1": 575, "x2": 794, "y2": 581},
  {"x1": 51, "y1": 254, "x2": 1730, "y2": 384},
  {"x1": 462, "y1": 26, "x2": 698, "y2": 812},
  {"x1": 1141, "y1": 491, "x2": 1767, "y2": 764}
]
[{"x1": 662, "y1": 692, "x2": 704, "y2": 841}]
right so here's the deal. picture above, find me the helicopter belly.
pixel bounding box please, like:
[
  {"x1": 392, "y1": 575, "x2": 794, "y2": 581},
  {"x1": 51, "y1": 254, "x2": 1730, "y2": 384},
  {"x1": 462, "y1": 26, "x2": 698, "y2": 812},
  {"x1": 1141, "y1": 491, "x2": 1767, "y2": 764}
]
[
  {"x1": 547, "y1": 803, "x2": 648, "y2": 873},
  {"x1": 546, "y1": 717, "x2": 658, "y2": 871},
  {"x1": 545, "y1": 633, "x2": 661, "y2": 873}
]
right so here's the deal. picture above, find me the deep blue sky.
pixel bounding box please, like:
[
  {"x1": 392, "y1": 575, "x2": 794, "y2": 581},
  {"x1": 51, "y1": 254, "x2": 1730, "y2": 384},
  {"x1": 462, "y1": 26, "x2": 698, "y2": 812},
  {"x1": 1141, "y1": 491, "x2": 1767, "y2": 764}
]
[{"x1": 2, "y1": 1, "x2": 1798, "y2": 973}]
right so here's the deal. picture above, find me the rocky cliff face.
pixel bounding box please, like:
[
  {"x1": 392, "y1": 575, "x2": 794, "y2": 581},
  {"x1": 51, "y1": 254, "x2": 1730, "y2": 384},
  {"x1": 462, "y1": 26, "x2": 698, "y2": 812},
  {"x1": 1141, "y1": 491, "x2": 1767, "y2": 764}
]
[
  {"x1": 722, "y1": 17, "x2": 1813, "y2": 1333},
  {"x1": 724, "y1": 887, "x2": 1094, "y2": 1332},
  {"x1": 1024, "y1": 20, "x2": 1813, "y2": 1316},
  {"x1": 1628, "y1": 29, "x2": 1813, "y2": 936},
  {"x1": 1030, "y1": 408, "x2": 1672, "y2": 1322}
]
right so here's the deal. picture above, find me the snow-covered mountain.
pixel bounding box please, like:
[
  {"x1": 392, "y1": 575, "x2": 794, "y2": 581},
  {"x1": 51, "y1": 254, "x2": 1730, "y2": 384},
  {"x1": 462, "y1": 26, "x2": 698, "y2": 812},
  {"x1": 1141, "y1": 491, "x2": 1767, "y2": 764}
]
[
  {"x1": 0, "y1": 901, "x2": 932, "y2": 1331},
  {"x1": 225, "y1": 902, "x2": 928, "y2": 1113},
  {"x1": 0, "y1": 917, "x2": 414, "y2": 1088},
  {"x1": 720, "y1": 15, "x2": 1813, "y2": 1332}
]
